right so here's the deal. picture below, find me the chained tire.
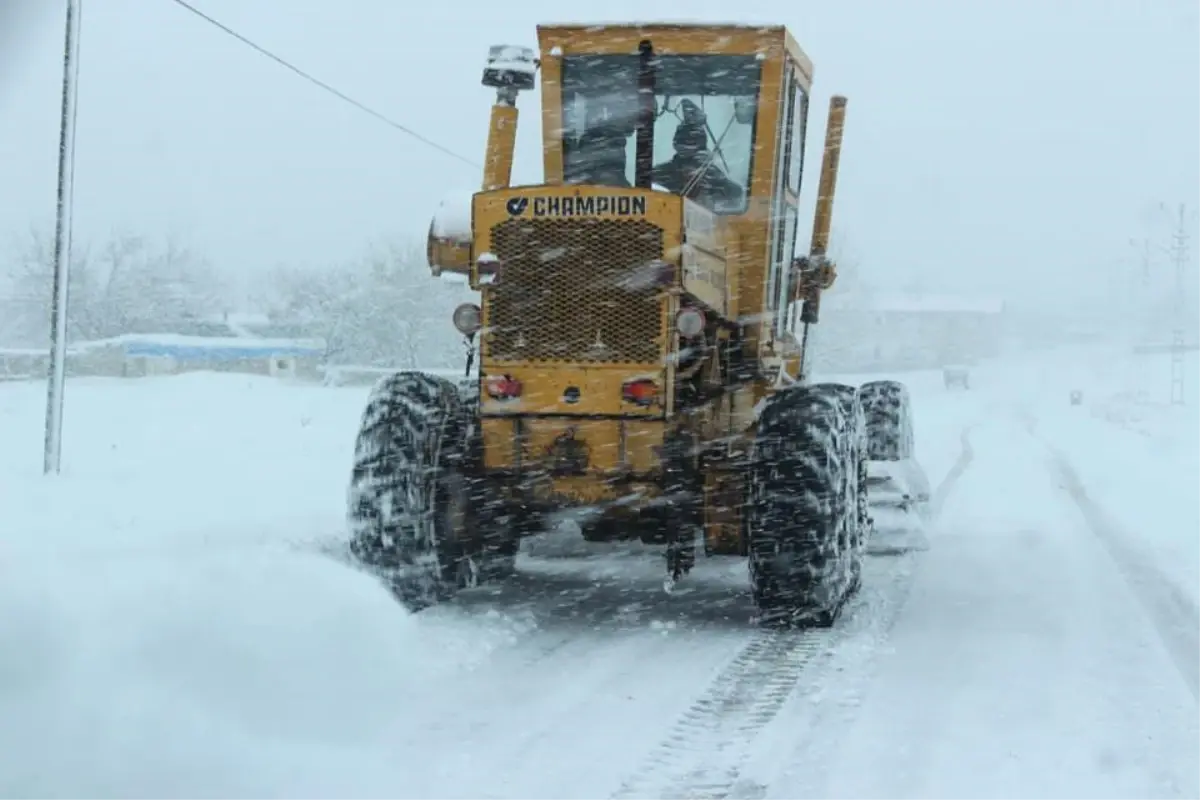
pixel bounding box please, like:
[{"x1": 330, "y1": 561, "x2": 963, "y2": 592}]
[
  {"x1": 858, "y1": 379, "x2": 929, "y2": 546},
  {"x1": 346, "y1": 371, "x2": 515, "y2": 611},
  {"x1": 857, "y1": 379, "x2": 914, "y2": 461},
  {"x1": 747, "y1": 382, "x2": 867, "y2": 627},
  {"x1": 826, "y1": 384, "x2": 872, "y2": 539}
]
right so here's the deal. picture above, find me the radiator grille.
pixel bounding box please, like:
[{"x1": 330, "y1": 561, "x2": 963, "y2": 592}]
[{"x1": 484, "y1": 218, "x2": 665, "y2": 364}]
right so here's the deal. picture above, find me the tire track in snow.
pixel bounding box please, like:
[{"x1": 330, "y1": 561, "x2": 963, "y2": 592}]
[
  {"x1": 1019, "y1": 411, "x2": 1200, "y2": 700},
  {"x1": 609, "y1": 629, "x2": 829, "y2": 800},
  {"x1": 1049, "y1": 450, "x2": 1200, "y2": 701},
  {"x1": 932, "y1": 427, "x2": 975, "y2": 516},
  {"x1": 744, "y1": 425, "x2": 977, "y2": 800},
  {"x1": 743, "y1": 554, "x2": 921, "y2": 800},
  {"x1": 610, "y1": 426, "x2": 978, "y2": 800}
]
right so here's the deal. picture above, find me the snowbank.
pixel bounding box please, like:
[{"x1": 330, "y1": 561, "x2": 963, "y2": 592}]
[
  {"x1": 0, "y1": 541, "x2": 531, "y2": 797},
  {"x1": 0, "y1": 546, "x2": 417, "y2": 797},
  {"x1": 0, "y1": 373, "x2": 365, "y2": 550},
  {"x1": 0, "y1": 372, "x2": 532, "y2": 797},
  {"x1": 1033, "y1": 398, "x2": 1198, "y2": 608}
]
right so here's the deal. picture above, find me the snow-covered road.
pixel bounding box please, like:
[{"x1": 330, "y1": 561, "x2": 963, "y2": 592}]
[
  {"x1": 767, "y1": 414, "x2": 1198, "y2": 799},
  {"x1": 1, "y1": 350, "x2": 1196, "y2": 798},
  {"x1": 416, "y1": 537, "x2": 927, "y2": 799}
]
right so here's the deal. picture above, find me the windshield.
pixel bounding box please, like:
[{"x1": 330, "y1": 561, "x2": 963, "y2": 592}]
[{"x1": 561, "y1": 54, "x2": 761, "y2": 214}]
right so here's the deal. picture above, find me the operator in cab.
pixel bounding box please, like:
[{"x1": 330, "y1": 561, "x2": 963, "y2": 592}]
[
  {"x1": 564, "y1": 97, "x2": 746, "y2": 213},
  {"x1": 652, "y1": 118, "x2": 743, "y2": 213}
]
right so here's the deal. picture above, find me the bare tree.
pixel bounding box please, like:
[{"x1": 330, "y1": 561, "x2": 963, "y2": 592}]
[
  {"x1": 1, "y1": 228, "x2": 229, "y2": 344},
  {"x1": 265, "y1": 241, "x2": 474, "y2": 369},
  {"x1": 2, "y1": 226, "x2": 94, "y2": 345}
]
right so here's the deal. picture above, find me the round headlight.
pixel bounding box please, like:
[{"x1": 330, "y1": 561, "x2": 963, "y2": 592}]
[
  {"x1": 452, "y1": 303, "x2": 482, "y2": 335},
  {"x1": 676, "y1": 307, "x2": 706, "y2": 338}
]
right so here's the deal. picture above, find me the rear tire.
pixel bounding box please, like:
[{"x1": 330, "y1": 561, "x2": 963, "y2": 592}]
[
  {"x1": 857, "y1": 379, "x2": 914, "y2": 461},
  {"x1": 347, "y1": 371, "x2": 514, "y2": 611},
  {"x1": 859, "y1": 379, "x2": 929, "y2": 523},
  {"x1": 747, "y1": 382, "x2": 867, "y2": 626}
]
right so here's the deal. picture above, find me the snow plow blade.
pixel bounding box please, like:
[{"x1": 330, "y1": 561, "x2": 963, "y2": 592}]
[{"x1": 865, "y1": 459, "x2": 931, "y2": 554}]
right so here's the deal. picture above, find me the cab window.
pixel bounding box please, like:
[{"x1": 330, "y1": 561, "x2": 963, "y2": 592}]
[
  {"x1": 560, "y1": 54, "x2": 762, "y2": 215},
  {"x1": 786, "y1": 75, "x2": 808, "y2": 193},
  {"x1": 772, "y1": 66, "x2": 809, "y2": 336}
]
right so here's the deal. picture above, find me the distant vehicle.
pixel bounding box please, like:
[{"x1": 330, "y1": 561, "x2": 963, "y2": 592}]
[{"x1": 944, "y1": 365, "x2": 971, "y2": 390}]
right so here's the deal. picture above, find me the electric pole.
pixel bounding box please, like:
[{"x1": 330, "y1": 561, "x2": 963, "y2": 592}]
[{"x1": 43, "y1": 0, "x2": 80, "y2": 475}]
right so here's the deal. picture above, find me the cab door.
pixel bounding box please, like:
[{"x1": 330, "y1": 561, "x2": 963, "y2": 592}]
[{"x1": 764, "y1": 62, "x2": 810, "y2": 352}]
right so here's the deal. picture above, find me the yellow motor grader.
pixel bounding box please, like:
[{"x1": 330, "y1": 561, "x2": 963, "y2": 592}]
[{"x1": 347, "y1": 23, "x2": 918, "y2": 625}]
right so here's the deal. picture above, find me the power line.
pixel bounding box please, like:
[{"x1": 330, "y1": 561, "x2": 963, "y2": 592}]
[
  {"x1": 66, "y1": 0, "x2": 83, "y2": 264},
  {"x1": 167, "y1": 0, "x2": 479, "y2": 169}
]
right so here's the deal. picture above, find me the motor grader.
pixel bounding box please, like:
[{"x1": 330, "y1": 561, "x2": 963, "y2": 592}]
[{"x1": 347, "y1": 23, "x2": 917, "y2": 625}]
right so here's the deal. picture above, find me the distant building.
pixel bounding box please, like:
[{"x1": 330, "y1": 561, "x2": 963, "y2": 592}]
[
  {"x1": 0, "y1": 348, "x2": 49, "y2": 381},
  {"x1": 810, "y1": 292, "x2": 1006, "y2": 373},
  {"x1": 1, "y1": 309, "x2": 329, "y2": 381},
  {"x1": 72, "y1": 333, "x2": 327, "y2": 380}
]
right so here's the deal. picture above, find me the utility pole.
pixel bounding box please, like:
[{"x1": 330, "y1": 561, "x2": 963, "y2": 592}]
[
  {"x1": 43, "y1": 0, "x2": 80, "y2": 475},
  {"x1": 1167, "y1": 203, "x2": 1189, "y2": 406}
]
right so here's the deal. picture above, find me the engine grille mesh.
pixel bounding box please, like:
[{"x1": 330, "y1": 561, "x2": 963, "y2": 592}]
[{"x1": 484, "y1": 218, "x2": 665, "y2": 364}]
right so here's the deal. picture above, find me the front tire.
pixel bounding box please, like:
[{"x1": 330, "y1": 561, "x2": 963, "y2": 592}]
[{"x1": 347, "y1": 371, "x2": 510, "y2": 611}]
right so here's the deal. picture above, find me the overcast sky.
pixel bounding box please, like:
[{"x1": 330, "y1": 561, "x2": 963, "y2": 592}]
[{"x1": 2, "y1": 0, "x2": 1197, "y2": 308}]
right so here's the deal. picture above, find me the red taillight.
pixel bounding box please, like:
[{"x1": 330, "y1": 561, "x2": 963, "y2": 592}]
[
  {"x1": 485, "y1": 374, "x2": 522, "y2": 399},
  {"x1": 621, "y1": 378, "x2": 658, "y2": 407}
]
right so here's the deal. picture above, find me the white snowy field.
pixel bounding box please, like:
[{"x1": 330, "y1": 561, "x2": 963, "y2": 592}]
[{"x1": 0, "y1": 351, "x2": 1196, "y2": 799}]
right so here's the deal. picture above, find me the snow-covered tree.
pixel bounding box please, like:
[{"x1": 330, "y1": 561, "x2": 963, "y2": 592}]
[
  {"x1": 2, "y1": 227, "x2": 97, "y2": 345},
  {"x1": 263, "y1": 241, "x2": 475, "y2": 369},
  {"x1": 1, "y1": 228, "x2": 230, "y2": 345},
  {"x1": 96, "y1": 233, "x2": 228, "y2": 334}
]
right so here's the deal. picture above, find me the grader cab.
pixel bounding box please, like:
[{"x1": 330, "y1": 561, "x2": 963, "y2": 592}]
[{"x1": 348, "y1": 23, "x2": 918, "y2": 626}]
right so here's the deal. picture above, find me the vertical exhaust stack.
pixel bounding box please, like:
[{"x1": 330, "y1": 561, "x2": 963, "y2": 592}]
[
  {"x1": 634, "y1": 40, "x2": 657, "y2": 190},
  {"x1": 425, "y1": 46, "x2": 537, "y2": 281},
  {"x1": 799, "y1": 94, "x2": 848, "y2": 325},
  {"x1": 482, "y1": 45, "x2": 539, "y2": 191}
]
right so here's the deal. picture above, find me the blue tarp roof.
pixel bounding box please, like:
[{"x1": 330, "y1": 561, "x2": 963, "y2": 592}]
[{"x1": 122, "y1": 341, "x2": 323, "y2": 362}]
